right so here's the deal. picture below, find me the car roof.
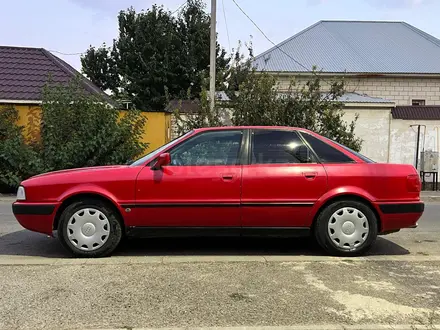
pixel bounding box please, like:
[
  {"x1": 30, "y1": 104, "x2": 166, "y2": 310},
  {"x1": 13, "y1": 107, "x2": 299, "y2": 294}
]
[{"x1": 194, "y1": 126, "x2": 313, "y2": 133}]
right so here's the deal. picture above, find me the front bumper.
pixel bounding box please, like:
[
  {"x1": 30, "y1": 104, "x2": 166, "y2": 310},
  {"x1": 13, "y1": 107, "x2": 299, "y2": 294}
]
[
  {"x1": 377, "y1": 202, "x2": 424, "y2": 233},
  {"x1": 12, "y1": 202, "x2": 58, "y2": 235}
]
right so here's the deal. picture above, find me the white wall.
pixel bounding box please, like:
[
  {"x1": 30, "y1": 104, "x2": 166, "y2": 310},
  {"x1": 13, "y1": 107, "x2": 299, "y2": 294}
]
[
  {"x1": 389, "y1": 119, "x2": 440, "y2": 168},
  {"x1": 343, "y1": 108, "x2": 391, "y2": 163},
  {"x1": 344, "y1": 107, "x2": 440, "y2": 168}
]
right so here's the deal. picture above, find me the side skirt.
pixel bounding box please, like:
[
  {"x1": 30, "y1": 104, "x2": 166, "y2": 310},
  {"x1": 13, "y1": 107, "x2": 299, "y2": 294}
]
[{"x1": 125, "y1": 227, "x2": 311, "y2": 238}]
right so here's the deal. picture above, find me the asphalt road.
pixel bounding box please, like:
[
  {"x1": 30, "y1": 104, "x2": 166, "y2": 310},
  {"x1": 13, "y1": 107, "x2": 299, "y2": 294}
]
[{"x1": 0, "y1": 201, "x2": 440, "y2": 329}]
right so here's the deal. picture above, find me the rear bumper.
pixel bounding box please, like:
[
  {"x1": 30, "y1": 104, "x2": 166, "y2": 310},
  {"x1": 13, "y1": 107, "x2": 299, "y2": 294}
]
[
  {"x1": 376, "y1": 202, "x2": 424, "y2": 233},
  {"x1": 12, "y1": 202, "x2": 58, "y2": 235},
  {"x1": 378, "y1": 202, "x2": 425, "y2": 214}
]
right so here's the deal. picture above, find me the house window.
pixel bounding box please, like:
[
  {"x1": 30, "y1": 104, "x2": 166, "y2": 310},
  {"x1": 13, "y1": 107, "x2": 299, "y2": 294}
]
[{"x1": 412, "y1": 99, "x2": 425, "y2": 106}]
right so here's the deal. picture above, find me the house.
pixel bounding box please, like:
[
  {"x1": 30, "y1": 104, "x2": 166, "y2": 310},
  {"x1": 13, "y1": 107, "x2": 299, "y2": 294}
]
[
  {"x1": 168, "y1": 91, "x2": 232, "y2": 139},
  {"x1": 0, "y1": 46, "x2": 171, "y2": 151},
  {"x1": 253, "y1": 20, "x2": 440, "y2": 167}
]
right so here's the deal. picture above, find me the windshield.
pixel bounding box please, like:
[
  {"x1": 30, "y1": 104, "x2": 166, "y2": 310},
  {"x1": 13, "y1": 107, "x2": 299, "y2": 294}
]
[{"x1": 130, "y1": 130, "x2": 193, "y2": 166}]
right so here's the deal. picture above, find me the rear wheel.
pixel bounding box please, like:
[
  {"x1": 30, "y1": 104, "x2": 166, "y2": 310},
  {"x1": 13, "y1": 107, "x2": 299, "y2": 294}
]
[
  {"x1": 314, "y1": 200, "x2": 378, "y2": 256},
  {"x1": 58, "y1": 199, "x2": 122, "y2": 258}
]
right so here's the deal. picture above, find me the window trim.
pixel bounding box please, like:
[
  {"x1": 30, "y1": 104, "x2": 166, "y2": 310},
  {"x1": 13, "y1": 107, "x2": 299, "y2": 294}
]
[
  {"x1": 164, "y1": 129, "x2": 246, "y2": 167},
  {"x1": 249, "y1": 129, "x2": 319, "y2": 165}
]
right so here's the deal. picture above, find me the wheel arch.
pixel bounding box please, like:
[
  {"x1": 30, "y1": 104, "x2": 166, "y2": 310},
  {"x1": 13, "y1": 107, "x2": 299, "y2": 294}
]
[
  {"x1": 311, "y1": 192, "x2": 382, "y2": 233},
  {"x1": 53, "y1": 192, "x2": 125, "y2": 232}
]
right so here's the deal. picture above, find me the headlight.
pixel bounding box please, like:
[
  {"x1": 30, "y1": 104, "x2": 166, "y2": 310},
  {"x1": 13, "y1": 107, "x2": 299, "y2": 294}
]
[{"x1": 17, "y1": 186, "x2": 26, "y2": 201}]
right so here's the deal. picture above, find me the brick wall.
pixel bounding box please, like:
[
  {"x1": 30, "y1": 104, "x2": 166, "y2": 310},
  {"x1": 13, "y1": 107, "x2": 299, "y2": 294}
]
[{"x1": 277, "y1": 75, "x2": 440, "y2": 105}]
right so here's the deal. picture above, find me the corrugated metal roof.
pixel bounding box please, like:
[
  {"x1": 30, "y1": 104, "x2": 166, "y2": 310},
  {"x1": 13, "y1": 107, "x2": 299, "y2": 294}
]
[
  {"x1": 337, "y1": 92, "x2": 393, "y2": 103},
  {"x1": 392, "y1": 106, "x2": 440, "y2": 120},
  {"x1": 254, "y1": 21, "x2": 440, "y2": 74}
]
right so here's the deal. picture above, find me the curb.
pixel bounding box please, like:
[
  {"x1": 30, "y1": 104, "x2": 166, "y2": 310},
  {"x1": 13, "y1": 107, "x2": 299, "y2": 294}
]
[
  {"x1": 421, "y1": 196, "x2": 440, "y2": 203},
  {"x1": 87, "y1": 325, "x2": 440, "y2": 330},
  {"x1": 2, "y1": 254, "x2": 440, "y2": 266}
]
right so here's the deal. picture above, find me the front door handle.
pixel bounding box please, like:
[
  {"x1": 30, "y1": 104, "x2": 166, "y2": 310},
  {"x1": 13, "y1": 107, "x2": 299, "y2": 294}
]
[
  {"x1": 303, "y1": 171, "x2": 318, "y2": 179},
  {"x1": 221, "y1": 174, "x2": 234, "y2": 181}
]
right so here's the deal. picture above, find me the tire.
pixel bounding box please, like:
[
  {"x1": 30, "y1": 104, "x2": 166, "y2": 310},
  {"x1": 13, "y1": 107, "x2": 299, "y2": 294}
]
[
  {"x1": 314, "y1": 200, "x2": 378, "y2": 257},
  {"x1": 58, "y1": 199, "x2": 123, "y2": 258}
]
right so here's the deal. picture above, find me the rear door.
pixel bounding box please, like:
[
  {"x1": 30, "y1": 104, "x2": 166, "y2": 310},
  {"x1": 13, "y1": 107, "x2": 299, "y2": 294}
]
[{"x1": 241, "y1": 129, "x2": 328, "y2": 228}]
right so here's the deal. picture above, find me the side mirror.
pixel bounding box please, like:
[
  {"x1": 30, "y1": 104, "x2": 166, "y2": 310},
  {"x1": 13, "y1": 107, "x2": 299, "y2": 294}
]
[{"x1": 152, "y1": 153, "x2": 171, "y2": 170}]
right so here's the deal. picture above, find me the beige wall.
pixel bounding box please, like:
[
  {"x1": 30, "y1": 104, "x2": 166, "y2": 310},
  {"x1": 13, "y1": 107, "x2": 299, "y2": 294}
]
[
  {"x1": 277, "y1": 75, "x2": 440, "y2": 106},
  {"x1": 344, "y1": 107, "x2": 440, "y2": 168},
  {"x1": 389, "y1": 119, "x2": 440, "y2": 167},
  {"x1": 343, "y1": 108, "x2": 392, "y2": 163}
]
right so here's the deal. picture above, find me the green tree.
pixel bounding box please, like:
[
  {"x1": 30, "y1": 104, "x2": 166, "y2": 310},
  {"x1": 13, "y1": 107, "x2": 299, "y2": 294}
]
[
  {"x1": 233, "y1": 70, "x2": 362, "y2": 151},
  {"x1": 173, "y1": 41, "x2": 362, "y2": 151},
  {"x1": 81, "y1": 45, "x2": 119, "y2": 92},
  {"x1": 81, "y1": 0, "x2": 229, "y2": 111}
]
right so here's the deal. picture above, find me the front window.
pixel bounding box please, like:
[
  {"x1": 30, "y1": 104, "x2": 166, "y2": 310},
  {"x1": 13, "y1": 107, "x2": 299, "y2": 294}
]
[
  {"x1": 169, "y1": 130, "x2": 243, "y2": 166},
  {"x1": 130, "y1": 131, "x2": 193, "y2": 166}
]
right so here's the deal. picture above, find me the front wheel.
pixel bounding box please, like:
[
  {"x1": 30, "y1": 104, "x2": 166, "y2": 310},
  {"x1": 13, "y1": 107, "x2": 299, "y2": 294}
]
[
  {"x1": 58, "y1": 199, "x2": 123, "y2": 258},
  {"x1": 314, "y1": 200, "x2": 378, "y2": 256}
]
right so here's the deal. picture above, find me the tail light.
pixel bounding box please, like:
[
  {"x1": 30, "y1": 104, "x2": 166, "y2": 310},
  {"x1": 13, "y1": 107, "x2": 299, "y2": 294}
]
[{"x1": 407, "y1": 174, "x2": 421, "y2": 192}]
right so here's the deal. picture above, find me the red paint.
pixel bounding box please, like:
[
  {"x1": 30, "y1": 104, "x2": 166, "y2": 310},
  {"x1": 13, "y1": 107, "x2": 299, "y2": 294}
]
[
  {"x1": 13, "y1": 126, "x2": 423, "y2": 237},
  {"x1": 241, "y1": 164, "x2": 327, "y2": 227},
  {"x1": 13, "y1": 205, "x2": 59, "y2": 235},
  {"x1": 133, "y1": 165, "x2": 242, "y2": 227}
]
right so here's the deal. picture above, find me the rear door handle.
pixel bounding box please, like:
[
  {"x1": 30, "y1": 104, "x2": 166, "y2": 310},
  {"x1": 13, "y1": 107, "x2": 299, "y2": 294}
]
[
  {"x1": 303, "y1": 172, "x2": 318, "y2": 179},
  {"x1": 221, "y1": 174, "x2": 234, "y2": 181}
]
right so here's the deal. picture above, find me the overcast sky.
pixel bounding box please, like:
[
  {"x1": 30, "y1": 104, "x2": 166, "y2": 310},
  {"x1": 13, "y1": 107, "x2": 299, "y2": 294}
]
[{"x1": 2, "y1": 0, "x2": 439, "y2": 70}]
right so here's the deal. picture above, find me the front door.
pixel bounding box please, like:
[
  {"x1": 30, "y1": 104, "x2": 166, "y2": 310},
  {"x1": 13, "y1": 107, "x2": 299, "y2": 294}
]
[
  {"x1": 241, "y1": 129, "x2": 328, "y2": 228},
  {"x1": 133, "y1": 130, "x2": 244, "y2": 228}
]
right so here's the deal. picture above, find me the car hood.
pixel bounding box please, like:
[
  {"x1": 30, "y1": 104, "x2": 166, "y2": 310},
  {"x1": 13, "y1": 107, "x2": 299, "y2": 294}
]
[{"x1": 30, "y1": 165, "x2": 128, "y2": 179}]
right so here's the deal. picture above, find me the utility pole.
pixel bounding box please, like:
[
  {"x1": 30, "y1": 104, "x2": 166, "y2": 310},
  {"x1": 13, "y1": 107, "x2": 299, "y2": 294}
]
[{"x1": 209, "y1": 0, "x2": 217, "y2": 112}]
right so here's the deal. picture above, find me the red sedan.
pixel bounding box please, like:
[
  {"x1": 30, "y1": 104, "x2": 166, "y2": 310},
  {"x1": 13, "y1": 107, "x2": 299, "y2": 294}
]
[{"x1": 12, "y1": 126, "x2": 424, "y2": 257}]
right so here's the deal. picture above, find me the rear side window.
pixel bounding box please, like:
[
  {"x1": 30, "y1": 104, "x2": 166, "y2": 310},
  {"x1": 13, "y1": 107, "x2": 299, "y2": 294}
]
[
  {"x1": 251, "y1": 130, "x2": 317, "y2": 164},
  {"x1": 301, "y1": 133, "x2": 354, "y2": 164}
]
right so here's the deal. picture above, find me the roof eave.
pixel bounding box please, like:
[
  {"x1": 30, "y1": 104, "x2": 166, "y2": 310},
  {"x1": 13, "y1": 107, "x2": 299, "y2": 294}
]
[
  {"x1": 343, "y1": 102, "x2": 395, "y2": 108},
  {"x1": 256, "y1": 71, "x2": 440, "y2": 78},
  {"x1": 0, "y1": 99, "x2": 42, "y2": 104}
]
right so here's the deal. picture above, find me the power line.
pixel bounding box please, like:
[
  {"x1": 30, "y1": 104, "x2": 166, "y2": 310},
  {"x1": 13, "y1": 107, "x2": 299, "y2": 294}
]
[
  {"x1": 230, "y1": 0, "x2": 332, "y2": 85},
  {"x1": 222, "y1": 0, "x2": 231, "y2": 54},
  {"x1": 171, "y1": 1, "x2": 187, "y2": 14}
]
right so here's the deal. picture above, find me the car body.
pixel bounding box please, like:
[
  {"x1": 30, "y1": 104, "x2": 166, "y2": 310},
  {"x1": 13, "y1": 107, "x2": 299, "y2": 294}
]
[{"x1": 12, "y1": 126, "x2": 424, "y2": 257}]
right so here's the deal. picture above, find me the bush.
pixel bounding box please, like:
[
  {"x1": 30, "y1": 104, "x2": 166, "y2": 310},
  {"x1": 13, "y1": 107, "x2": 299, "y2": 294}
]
[
  {"x1": 40, "y1": 78, "x2": 148, "y2": 171},
  {"x1": 0, "y1": 106, "x2": 42, "y2": 190},
  {"x1": 0, "y1": 78, "x2": 148, "y2": 191}
]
